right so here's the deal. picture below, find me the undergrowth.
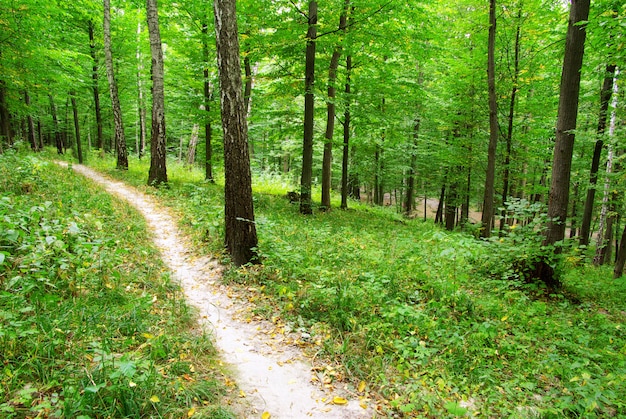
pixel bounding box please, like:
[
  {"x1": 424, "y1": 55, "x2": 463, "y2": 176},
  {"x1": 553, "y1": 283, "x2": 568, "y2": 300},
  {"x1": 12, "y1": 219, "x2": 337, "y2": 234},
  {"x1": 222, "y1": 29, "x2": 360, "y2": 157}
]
[
  {"x1": 0, "y1": 148, "x2": 234, "y2": 418},
  {"x1": 54, "y1": 150, "x2": 626, "y2": 417}
]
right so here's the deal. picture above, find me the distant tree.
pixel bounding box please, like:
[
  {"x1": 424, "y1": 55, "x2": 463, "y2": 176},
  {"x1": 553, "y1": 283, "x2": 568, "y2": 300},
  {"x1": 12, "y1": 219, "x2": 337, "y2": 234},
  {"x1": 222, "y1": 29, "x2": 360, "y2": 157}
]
[
  {"x1": 88, "y1": 20, "x2": 104, "y2": 151},
  {"x1": 214, "y1": 0, "x2": 258, "y2": 266},
  {"x1": 103, "y1": 0, "x2": 128, "y2": 170},
  {"x1": 70, "y1": 91, "x2": 83, "y2": 164},
  {"x1": 146, "y1": 0, "x2": 168, "y2": 185}
]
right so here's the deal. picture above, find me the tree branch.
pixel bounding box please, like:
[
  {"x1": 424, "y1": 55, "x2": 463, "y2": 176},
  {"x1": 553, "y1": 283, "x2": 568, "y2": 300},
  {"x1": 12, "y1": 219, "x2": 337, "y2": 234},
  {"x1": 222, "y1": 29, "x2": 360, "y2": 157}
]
[{"x1": 317, "y1": 1, "x2": 393, "y2": 39}]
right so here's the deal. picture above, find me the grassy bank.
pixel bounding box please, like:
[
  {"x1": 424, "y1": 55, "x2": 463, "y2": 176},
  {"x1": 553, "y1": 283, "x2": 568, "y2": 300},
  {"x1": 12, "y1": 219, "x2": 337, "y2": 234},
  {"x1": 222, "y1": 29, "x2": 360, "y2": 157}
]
[
  {"x1": 53, "y1": 150, "x2": 626, "y2": 417},
  {"x1": 0, "y1": 149, "x2": 234, "y2": 418}
]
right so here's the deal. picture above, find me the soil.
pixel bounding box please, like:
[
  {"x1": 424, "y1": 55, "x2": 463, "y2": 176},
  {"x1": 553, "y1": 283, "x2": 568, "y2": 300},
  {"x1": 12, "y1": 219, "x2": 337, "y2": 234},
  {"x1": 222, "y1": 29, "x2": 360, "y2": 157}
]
[{"x1": 59, "y1": 162, "x2": 374, "y2": 419}]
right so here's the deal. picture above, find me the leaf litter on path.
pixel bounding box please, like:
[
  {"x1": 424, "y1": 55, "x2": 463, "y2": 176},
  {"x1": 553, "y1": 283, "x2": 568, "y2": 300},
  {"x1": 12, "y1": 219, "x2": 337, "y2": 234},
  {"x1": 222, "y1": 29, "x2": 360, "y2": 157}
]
[{"x1": 59, "y1": 162, "x2": 374, "y2": 419}]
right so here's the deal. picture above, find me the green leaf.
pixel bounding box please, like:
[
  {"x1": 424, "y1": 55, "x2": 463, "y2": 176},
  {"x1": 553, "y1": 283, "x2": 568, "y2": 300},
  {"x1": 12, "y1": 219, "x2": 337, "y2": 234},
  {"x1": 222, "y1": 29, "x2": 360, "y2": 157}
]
[{"x1": 444, "y1": 402, "x2": 468, "y2": 416}]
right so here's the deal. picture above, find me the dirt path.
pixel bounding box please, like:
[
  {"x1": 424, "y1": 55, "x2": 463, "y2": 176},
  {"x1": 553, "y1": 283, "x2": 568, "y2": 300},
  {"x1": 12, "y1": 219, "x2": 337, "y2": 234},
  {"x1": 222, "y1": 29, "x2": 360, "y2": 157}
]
[{"x1": 60, "y1": 163, "x2": 373, "y2": 419}]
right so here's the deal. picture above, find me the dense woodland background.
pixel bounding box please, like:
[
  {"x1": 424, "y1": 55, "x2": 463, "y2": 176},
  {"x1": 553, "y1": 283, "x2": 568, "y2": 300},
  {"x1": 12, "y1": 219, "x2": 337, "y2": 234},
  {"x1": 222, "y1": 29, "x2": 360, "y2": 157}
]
[{"x1": 2, "y1": 1, "x2": 626, "y2": 416}]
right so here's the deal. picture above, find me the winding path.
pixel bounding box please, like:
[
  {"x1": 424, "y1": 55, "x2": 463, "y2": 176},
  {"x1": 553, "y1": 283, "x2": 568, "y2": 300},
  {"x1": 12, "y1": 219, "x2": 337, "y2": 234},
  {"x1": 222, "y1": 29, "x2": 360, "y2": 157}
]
[{"x1": 61, "y1": 162, "x2": 373, "y2": 419}]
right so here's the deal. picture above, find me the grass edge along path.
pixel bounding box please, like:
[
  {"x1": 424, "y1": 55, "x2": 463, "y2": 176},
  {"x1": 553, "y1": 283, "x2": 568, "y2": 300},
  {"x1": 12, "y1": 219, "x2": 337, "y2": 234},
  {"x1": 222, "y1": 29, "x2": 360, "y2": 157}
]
[{"x1": 0, "y1": 150, "x2": 235, "y2": 418}]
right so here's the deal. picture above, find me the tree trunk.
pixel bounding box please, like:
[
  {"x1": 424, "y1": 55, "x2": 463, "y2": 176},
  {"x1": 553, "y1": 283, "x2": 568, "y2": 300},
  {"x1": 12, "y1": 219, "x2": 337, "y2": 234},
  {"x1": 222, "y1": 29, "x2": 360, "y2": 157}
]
[
  {"x1": 614, "y1": 222, "x2": 626, "y2": 278},
  {"x1": 146, "y1": 0, "x2": 168, "y2": 185},
  {"x1": 202, "y1": 20, "x2": 214, "y2": 182},
  {"x1": 103, "y1": 0, "x2": 129, "y2": 169},
  {"x1": 579, "y1": 64, "x2": 617, "y2": 245},
  {"x1": 435, "y1": 183, "x2": 445, "y2": 224},
  {"x1": 136, "y1": 16, "x2": 147, "y2": 158},
  {"x1": 445, "y1": 180, "x2": 458, "y2": 231},
  {"x1": 321, "y1": 1, "x2": 349, "y2": 211},
  {"x1": 500, "y1": 8, "x2": 521, "y2": 231},
  {"x1": 340, "y1": 52, "x2": 352, "y2": 210},
  {"x1": 214, "y1": 0, "x2": 258, "y2": 266},
  {"x1": 49, "y1": 95, "x2": 64, "y2": 154},
  {"x1": 481, "y1": 0, "x2": 498, "y2": 238},
  {"x1": 300, "y1": 1, "x2": 317, "y2": 215},
  {"x1": 544, "y1": 0, "x2": 590, "y2": 247},
  {"x1": 88, "y1": 20, "x2": 104, "y2": 151},
  {"x1": 24, "y1": 91, "x2": 38, "y2": 152},
  {"x1": 70, "y1": 92, "x2": 83, "y2": 164},
  {"x1": 186, "y1": 123, "x2": 200, "y2": 167},
  {"x1": 405, "y1": 118, "x2": 420, "y2": 216}
]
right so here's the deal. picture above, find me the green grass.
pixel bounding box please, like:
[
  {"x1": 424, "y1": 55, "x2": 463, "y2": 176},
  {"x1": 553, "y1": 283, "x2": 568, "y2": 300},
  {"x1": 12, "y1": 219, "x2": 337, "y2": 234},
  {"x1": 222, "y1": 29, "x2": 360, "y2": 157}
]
[
  {"x1": 39, "y1": 148, "x2": 626, "y2": 417},
  {"x1": 0, "y1": 148, "x2": 234, "y2": 418}
]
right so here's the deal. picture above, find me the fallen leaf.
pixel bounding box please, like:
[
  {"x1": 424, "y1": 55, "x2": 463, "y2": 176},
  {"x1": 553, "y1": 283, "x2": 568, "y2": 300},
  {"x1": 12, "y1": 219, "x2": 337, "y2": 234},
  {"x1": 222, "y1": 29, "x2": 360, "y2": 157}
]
[
  {"x1": 261, "y1": 412, "x2": 271, "y2": 419},
  {"x1": 358, "y1": 381, "x2": 366, "y2": 393},
  {"x1": 332, "y1": 396, "x2": 348, "y2": 405},
  {"x1": 187, "y1": 407, "x2": 195, "y2": 417},
  {"x1": 150, "y1": 395, "x2": 160, "y2": 403}
]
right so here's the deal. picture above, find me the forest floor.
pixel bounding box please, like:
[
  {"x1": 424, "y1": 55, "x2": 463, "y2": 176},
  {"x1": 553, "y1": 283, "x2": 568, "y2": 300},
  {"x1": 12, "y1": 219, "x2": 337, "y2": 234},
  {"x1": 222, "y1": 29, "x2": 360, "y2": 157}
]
[{"x1": 59, "y1": 162, "x2": 374, "y2": 419}]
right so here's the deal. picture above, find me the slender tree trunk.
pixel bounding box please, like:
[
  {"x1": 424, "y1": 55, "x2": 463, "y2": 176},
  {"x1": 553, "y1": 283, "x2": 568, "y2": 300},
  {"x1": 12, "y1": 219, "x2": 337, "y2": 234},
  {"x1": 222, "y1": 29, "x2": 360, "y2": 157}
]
[
  {"x1": 544, "y1": 0, "x2": 590, "y2": 247},
  {"x1": 70, "y1": 92, "x2": 83, "y2": 164},
  {"x1": 146, "y1": 0, "x2": 167, "y2": 185},
  {"x1": 186, "y1": 123, "x2": 200, "y2": 167},
  {"x1": 321, "y1": 1, "x2": 349, "y2": 211},
  {"x1": 481, "y1": 0, "x2": 498, "y2": 238},
  {"x1": 405, "y1": 118, "x2": 420, "y2": 216},
  {"x1": 500, "y1": 8, "x2": 521, "y2": 231},
  {"x1": 103, "y1": 0, "x2": 128, "y2": 169},
  {"x1": 136, "y1": 16, "x2": 147, "y2": 158},
  {"x1": 24, "y1": 91, "x2": 38, "y2": 152},
  {"x1": 300, "y1": 1, "x2": 318, "y2": 215},
  {"x1": 594, "y1": 146, "x2": 614, "y2": 265},
  {"x1": 88, "y1": 20, "x2": 104, "y2": 151},
  {"x1": 49, "y1": 95, "x2": 64, "y2": 154},
  {"x1": 445, "y1": 180, "x2": 458, "y2": 231},
  {"x1": 202, "y1": 20, "x2": 214, "y2": 182},
  {"x1": 435, "y1": 183, "x2": 445, "y2": 224},
  {"x1": 0, "y1": 79, "x2": 11, "y2": 151},
  {"x1": 340, "y1": 52, "x2": 352, "y2": 210},
  {"x1": 214, "y1": 0, "x2": 258, "y2": 266},
  {"x1": 579, "y1": 64, "x2": 617, "y2": 245}
]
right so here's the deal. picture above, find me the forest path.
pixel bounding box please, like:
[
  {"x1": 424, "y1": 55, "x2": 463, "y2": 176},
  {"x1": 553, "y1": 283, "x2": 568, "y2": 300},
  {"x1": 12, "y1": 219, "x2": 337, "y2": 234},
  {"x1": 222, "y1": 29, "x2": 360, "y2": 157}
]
[{"x1": 59, "y1": 162, "x2": 373, "y2": 419}]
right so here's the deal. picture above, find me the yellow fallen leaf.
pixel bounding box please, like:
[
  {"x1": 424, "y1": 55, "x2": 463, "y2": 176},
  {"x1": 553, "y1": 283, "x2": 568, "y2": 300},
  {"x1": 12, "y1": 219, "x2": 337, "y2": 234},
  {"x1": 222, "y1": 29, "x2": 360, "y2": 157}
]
[
  {"x1": 501, "y1": 315, "x2": 509, "y2": 322},
  {"x1": 261, "y1": 412, "x2": 271, "y2": 419},
  {"x1": 150, "y1": 395, "x2": 160, "y2": 403},
  {"x1": 332, "y1": 396, "x2": 348, "y2": 405},
  {"x1": 187, "y1": 407, "x2": 196, "y2": 417},
  {"x1": 239, "y1": 390, "x2": 246, "y2": 398},
  {"x1": 129, "y1": 381, "x2": 137, "y2": 388},
  {"x1": 357, "y1": 381, "x2": 366, "y2": 393}
]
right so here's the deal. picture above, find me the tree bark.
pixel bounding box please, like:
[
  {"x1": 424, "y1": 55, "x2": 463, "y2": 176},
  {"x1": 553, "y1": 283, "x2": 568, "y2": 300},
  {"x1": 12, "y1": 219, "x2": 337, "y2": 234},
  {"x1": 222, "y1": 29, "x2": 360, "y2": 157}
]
[
  {"x1": 49, "y1": 95, "x2": 64, "y2": 154},
  {"x1": 405, "y1": 118, "x2": 420, "y2": 216},
  {"x1": 202, "y1": 20, "x2": 214, "y2": 182},
  {"x1": 103, "y1": 0, "x2": 129, "y2": 169},
  {"x1": 299, "y1": 1, "x2": 317, "y2": 215},
  {"x1": 579, "y1": 64, "x2": 617, "y2": 245},
  {"x1": 214, "y1": 0, "x2": 258, "y2": 266},
  {"x1": 0, "y1": 78, "x2": 11, "y2": 151},
  {"x1": 544, "y1": 0, "x2": 590, "y2": 247},
  {"x1": 70, "y1": 92, "x2": 83, "y2": 164},
  {"x1": 136, "y1": 16, "x2": 147, "y2": 158},
  {"x1": 24, "y1": 91, "x2": 38, "y2": 152},
  {"x1": 614, "y1": 222, "x2": 626, "y2": 278},
  {"x1": 481, "y1": 0, "x2": 498, "y2": 238},
  {"x1": 146, "y1": 0, "x2": 168, "y2": 185},
  {"x1": 340, "y1": 52, "x2": 352, "y2": 210},
  {"x1": 88, "y1": 20, "x2": 104, "y2": 151},
  {"x1": 186, "y1": 123, "x2": 200, "y2": 167}
]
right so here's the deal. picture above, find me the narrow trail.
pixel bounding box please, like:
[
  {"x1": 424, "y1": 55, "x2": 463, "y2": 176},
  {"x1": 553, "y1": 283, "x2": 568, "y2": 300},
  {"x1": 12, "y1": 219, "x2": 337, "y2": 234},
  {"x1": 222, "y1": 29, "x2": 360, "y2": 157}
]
[{"x1": 60, "y1": 163, "x2": 373, "y2": 419}]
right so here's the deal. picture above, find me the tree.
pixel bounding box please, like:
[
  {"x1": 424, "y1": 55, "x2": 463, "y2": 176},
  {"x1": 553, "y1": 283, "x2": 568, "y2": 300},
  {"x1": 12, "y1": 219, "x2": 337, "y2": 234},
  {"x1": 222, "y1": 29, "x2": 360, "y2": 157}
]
[
  {"x1": 88, "y1": 20, "x2": 104, "y2": 151},
  {"x1": 103, "y1": 0, "x2": 129, "y2": 170},
  {"x1": 544, "y1": 0, "x2": 590, "y2": 248},
  {"x1": 146, "y1": 0, "x2": 168, "y2": 185},
  {"x1": 70, "y1": 91, "x2": 83, "y2": 164},
  {"x1": 299, "y1": 1, "x2": 318, "y2": 215},
  {"x1": 214, "y1": 0, "x2": 258, "y2": 266},
  {"x1": 480, "y1": 0, "x2": 498, "y2": 238}
]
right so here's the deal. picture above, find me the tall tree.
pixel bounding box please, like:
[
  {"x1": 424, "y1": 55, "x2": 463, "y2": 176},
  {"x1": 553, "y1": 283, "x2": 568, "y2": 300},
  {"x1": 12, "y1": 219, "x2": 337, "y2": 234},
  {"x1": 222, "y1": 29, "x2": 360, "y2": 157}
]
[
  {"x1": 202, "y1": 20, "x2": 214, "y2": 182},
  {"x1": 136, "y1": 15, "x2": 147, "y2": 158},
  {"x1": 24, "y1": 91, "x2": 38, "y2": 152},
  {"x1": 70, "y1": 91, "x2": 83, "y2": 164},
  {"x1": 480, "y1": 0, "x2": 498, "y2": 238},
  {"x1": 214, "y1": 0, "x2": 258, "y2": 265},
  {"x1": 103, "y1": 0, "x2": 129, "y2": 170},
  {"x1": 299, "y1": 1, "x2": 318, "y2": 215},
  {"x1": 543, "y1": 0, "x2": 590, "y2": 248},
  {"x1": 146, "y1": 0, "x2": 168, "y2": 185},
  {"x1": 340, "y1": 51, "x2": 352, "y2": 210},
  {"x1": 579, "y1": 64, "x2": 617, "y2": 245},
  {"x1": 88, "y1": 20, "x2": 104, "y2": 151}
]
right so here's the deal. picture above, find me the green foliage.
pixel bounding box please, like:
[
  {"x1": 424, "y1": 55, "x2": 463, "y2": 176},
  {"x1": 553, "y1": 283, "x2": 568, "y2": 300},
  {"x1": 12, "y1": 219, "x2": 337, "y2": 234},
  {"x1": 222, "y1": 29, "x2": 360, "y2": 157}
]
[
  {"x1": 0, "y1": 151, "x2": 232, "y2": 418},
  {"x1": 96, "y1": 156, "x2": 626, "y2": 418}
]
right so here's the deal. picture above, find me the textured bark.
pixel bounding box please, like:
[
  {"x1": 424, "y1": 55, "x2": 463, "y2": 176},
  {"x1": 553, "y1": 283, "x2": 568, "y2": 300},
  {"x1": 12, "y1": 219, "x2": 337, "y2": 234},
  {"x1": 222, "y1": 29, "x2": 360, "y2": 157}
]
[
  {"x1": 24, "y1": 91, "x2": 38, "y2": 152},
  {"x1": 202, "y1": 21, "x2": 214, "y2": 182},
  {"x1": 146, "y1": 0, "x2": 168, "y2": 185},
  {"x1": 88, "y1": 20, "x2": 104, "y2": 151},
  {"x1": 0, "y1": 79, "x2": 11, "y2": 151},
  {"x1": 49, "y1": 95, "x2": 64, "y2": 154},
  {"x1": 321, "y1": 2, "x2": 349, "y2": 211},
  {"x1": 214, "y1": 0, "x2": 258, "y2": 266},
  {"x1": 136, "y1": 18, "x2": 147, "y2": 158},
  {"x1": 405, "y1": 118, "x2": 420, "y2": 216},
  {"x1": 70, "y1": 92, "x2": 83, "y2": 164},
  {"x1": 340, "y1": 52, "x2": 352, "y2": 210},
  {"x1": 544, "y1": 0, "x2": 590, "y2": 247},
  {"x1": 103, "y1": 0, "x2": 128, "y2": 169},
  {"x1": 186, "y1": 123, "x2": 200, "y2": 167},
  {"x1": 614, "y1": 223, "x2": 626, "y2": 278},
  {"x1": 299, "y1": 1, "x2": 317, "y2": 215},
  {"x1": 579, "y1": 64, "x2": 616, "y2": 245},
  {"x1": 500, "y1": 8, "x2": 521, "y2": 231},
  {"x1": 481, "y1": 0, "x2": 498, "y2": 238}
]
